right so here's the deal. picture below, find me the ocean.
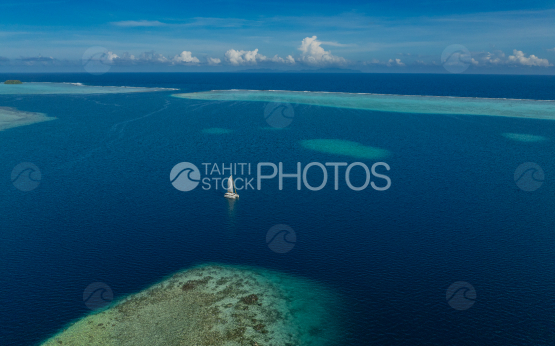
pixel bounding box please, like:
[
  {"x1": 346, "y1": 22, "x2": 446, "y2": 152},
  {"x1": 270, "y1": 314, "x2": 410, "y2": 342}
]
[{"x1": 1, "y1": 73, "x2": 555, "y2": 345}]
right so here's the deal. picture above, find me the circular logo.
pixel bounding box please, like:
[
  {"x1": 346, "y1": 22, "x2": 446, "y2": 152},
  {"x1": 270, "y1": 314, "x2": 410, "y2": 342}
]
[
  {"x1": 441, "y1": 45, "x2": 472, "y2": 74},
  {"x1": 83, "y1": 282, "x2": 114, "y2": 310},
  {"x1": 82, "y1": 46, "x2": 114, "y2": 75},
  {"x1": 264, "y1": 102, "x2": 294, "y2": 128},
  {"x1": 170, "y1": 162, "x2": 201, "y2": 192},
  {"x1": 446, "y1": 281, "x2": 476, "y2": 311},
  {"x1": 266, "y1": 224, "x2": 296, "y2": 253},
  {"x1": 11, "y1": 162, "x2": 41, "y2": 191},
  {"x1": 514, "y1": 162, "x2": 544, "y2": 192}
]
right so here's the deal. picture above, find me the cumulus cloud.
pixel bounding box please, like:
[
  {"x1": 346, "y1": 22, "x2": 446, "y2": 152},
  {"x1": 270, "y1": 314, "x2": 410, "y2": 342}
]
[
  {"x1": 386, "y1": 58, "x2": 405, "y2": 67},
  {"x1": 265, "y1": 54, "x2": 295, "y2": 64},
  {"x1": 82, "y1": 51, "x2": 119, "y2": 65},
  {"x1": 462, "y1": 49, "x2": 550, "y2": 67},
  {"x1": 117, "y1": 52, "x2": 136, "y2": 61},
  {"x1": 224, "y1": 49, "x2": 266, "y2": 65},
  {"x1": 223, "y1": 48, "x2": 295, "y2": 66},
  {"x1": 471, "y1": 50, "x2": 505, "y2": 66},
  {"x1": 103, "y1": 51, "x2": 119, "y2": 64},
  {"x1": 114, "y1": 50, "x2": 200, "y2": 65},
  {"x1": 172, "y1": 51, "x2": 200, "y2": 64},
  {"x1": 298, "y1": 36, "x2": 346, "y2": 65},
  {"x1": 363, "y1": 58, "x2": 404, "y2": 66},
  {"x1": 111, "y1": 20, "x2": 165, "y2": 27},
  {"x1": 393, "y1": 48, "x2": 551, "y2": 69},
  {"x1": 507, "y1": 49, "x2": 551, "y2": 67},
  {"x1": 137, "y1": 51, "x2": 169, "y2": 63},
  {"x1": 207, "y1": 57, "x2": 221, "y2": 65},
  {"x1": 222, "y1": 36, "x2": 345, "y2": 66}
]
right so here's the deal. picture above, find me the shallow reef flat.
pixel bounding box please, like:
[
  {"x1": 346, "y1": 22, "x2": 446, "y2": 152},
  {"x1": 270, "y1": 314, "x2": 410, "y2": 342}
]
[
  {"x1": 301, "y1": 139, "x2": 391, "y2": 159},
  {"x1": 42, "y1": 264, "x2": 343, "y2": 346},
  {"x1": 0, "y1": 106, "x2": 55, "y2": 131},
  {"x1": 501, "y1": 132, "x2": 548, "y2": 142},
  {"x1": 0, "y1": 82, "x2": 176, "y2": 95},
  {"x1": 173, "y1": 90, "x2": 555, "y2": 120}
]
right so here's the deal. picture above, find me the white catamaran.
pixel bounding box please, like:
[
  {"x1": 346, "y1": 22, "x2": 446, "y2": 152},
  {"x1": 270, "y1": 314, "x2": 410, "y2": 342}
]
[{"x1": 224, "y1": 175, "x2": 239, "y2": 199}]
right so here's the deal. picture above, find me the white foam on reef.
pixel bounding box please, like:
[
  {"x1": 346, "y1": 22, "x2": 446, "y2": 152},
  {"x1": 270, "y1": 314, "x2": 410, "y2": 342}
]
[
  {"x1": 41, "y1": 264, "x2": 344, "y2": 346},
  {"x1": 0, "y1": 82, "x2": 177, "y2": 95},
  {"x1": 221, "y1": 89, "x2": 555, "y2": 102},
  {"x1": 0, "y1": 106, "x2": 55, "y2": 131},
  {"x1": 172, "y1": 89, "x2": 555, "y2": 120}
]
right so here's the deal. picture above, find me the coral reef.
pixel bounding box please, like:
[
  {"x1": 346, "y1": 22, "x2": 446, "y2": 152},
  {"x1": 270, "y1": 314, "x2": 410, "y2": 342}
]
[{"x1": 42, "y1": 264, "x2": 342, "y2": 346}]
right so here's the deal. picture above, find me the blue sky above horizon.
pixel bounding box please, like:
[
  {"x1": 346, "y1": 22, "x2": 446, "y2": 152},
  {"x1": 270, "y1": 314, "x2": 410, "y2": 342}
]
[{"x1": 1, "y1": 0, "x2": 555, "y2": 73}]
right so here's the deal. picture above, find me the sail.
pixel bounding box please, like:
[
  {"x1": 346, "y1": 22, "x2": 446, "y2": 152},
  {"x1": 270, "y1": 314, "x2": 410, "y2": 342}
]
[{"x1": 227, "y1": 176, "x2": 234, "y2": 193}]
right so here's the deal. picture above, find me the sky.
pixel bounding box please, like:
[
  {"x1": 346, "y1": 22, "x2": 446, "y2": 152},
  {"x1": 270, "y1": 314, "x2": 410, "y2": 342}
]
[{"x1": 1, "y1": 0, "x2": 554, "y2": 73}]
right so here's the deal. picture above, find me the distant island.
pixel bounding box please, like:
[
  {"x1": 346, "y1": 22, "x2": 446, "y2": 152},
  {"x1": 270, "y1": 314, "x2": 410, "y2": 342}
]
[
  {"x1": 297, "y1": 68, "x2": 363, "y2": 73},
  {"x1": 4, "y1": 80, "x2": 22, "y2": 84}
]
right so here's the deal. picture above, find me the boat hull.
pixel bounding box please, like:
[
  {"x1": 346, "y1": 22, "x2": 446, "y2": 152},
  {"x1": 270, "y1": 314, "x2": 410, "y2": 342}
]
[{"x1": 224, "y1": 193, "x2": 239, "y2": 199}]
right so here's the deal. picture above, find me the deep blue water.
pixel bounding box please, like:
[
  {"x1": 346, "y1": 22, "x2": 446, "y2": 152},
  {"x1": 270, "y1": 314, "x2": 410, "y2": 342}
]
[{"x1": 1, "y1": 73, "x2": 555, "y2": 345}]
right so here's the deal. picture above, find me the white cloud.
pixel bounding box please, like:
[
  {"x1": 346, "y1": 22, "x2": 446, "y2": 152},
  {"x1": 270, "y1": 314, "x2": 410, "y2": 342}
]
[
  {"x1": 464, "y1": 49, "x2": 552, "y2": 67},
  {"x1": 172, "y1": 51, "x2": 200, "y2": 64},
  {"x1": 267, "y1": 54, "x2": 285, "y2": 63},
  {"x1": 472, "y1": 49, "x2": 550, "y2": 67},
  {"x1": 222, "y1": 36, "x2": 349, "y2": 67},
  {"x1": 260, "y1": 54, "x2": 293, "y2": 64},
  {"x1": 104, "y1": 51, "x2": 119, "y2": 63},
  {"x1": 207, "y1": 57, "x2": 221, "y2": 65},
  {"x1": 392, "y1": 48, "x2": 552, "y2": 69},
  {"x1": 223, "y1": 48, "x2": 295, "y2": 66},
  {"x1": 482, "y1": 51, "x2": 504, "y2": 65},
  {"x1": 548, "y1": 48, "x2": 555, "y2": 52},
  {"x1": 114, "y1": 50, "x2": 202, "y2": 65},
  {"x1": 298, "y1": 36, "x2": 346, "y2": 65},
  {"x1": 364, "y1": 58, "x2": 408, "y2": 66},
  {"x1": 386, "y1": 58, "x2": 405, "y2": 67},
  {"x1": 224, "y1": 49, "x2": 266, "y2": 65},
  {"x1": 118, "y1": 52, "x2": 136, "y2": 61},
  {"x1": 111, "y1": 20, "x2": 165, "y2": 27},
  {"x1": 507, "y1": 49, "x2": 551, "y2": 67},
  {"x1": 134, "y1": 51, "x2": 168, "y2": 63}
]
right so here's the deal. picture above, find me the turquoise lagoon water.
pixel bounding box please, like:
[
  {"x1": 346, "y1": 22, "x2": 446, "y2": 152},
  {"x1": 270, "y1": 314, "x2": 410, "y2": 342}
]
[
  {"x1": 0, "y1": 82, "x2": 174, "y2": 95},
  {"x1": 174, "y1": 89, "x2": 555, "y2": 120}
]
